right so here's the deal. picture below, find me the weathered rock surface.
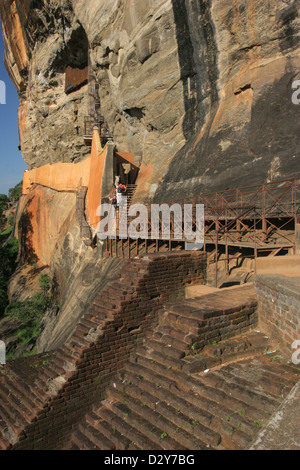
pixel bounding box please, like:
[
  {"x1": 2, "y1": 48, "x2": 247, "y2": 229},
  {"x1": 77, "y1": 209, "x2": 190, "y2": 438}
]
[
  {"x1": 1, "y1": 0, "x2": 299, "y2": 201},
  {"x1": 154, "y1": 0, "x2": 300, "y2": 201}
]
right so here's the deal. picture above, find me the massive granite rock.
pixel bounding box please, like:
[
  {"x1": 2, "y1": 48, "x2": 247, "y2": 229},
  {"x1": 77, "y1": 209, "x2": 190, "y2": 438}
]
[
  {"x1": 1, "y1": 0, "x2": 299, "y2": 201},
  {"x1": 155, "y1": 0, "x2": 300, "y2": 201}
]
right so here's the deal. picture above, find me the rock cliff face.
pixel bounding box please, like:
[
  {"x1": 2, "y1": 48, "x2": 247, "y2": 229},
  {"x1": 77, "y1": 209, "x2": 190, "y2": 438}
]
[
  {"x1": 155, "y1": 0, "x2": 300, "y2": 201},
  {"x1": 1, "y1": 0, "x2": 299, "y2": 200}
]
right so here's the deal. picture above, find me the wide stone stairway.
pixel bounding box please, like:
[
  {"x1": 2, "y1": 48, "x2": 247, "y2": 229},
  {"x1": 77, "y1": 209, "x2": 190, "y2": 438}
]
[{"x1": 65, "y1": 285, "x2": 300, "y2": 450}]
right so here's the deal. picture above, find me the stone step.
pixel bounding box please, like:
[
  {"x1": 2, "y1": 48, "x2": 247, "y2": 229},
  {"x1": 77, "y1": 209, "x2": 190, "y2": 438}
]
[
  {"x1": 108, "y1": 372, "x2": 222, "y2": 449},
  {"x1": 0, "y1": 433, "x2": 11, "y2": 450},
  {"x1": 107, "y1": 385, "x2": 213, "y2": 450},
  {"x1": 200, "y1": 369, "x2": 281, "y2": 414},
  {"x1": 223, "y1": 361, "x2": 297, "y2": 399},
  {"x1": 6, "y1": 374, "x2": 45, "y2": 409},
  {"x1": 134, "y1": 352, "x2": 276, "y2": 443},
  {"x1": 0, "y1": 401, "x2": 23, "y2": 443},
  {"x1": 77, "y1": 421, "x2": 116, "y2": 450},
  {"x1": 255, "y1": 355, "x2": 300, "y2": 382},
  {"x1": 85, "y1": 410, "x2": 132, "y2": 450},
  {"x1": 117, "y1": 357, "x2": 259, "y2": 449},
  {"x1": 0, "y1": 375, "x2": 39, "y2": 418},
  {"x1": 145, "y1": 328, "x2": 191, "y2": 353},
  {"x1": 97, "y1": 405, "x2": 163, "y2": 450},
  {"x1": 188, "y1": 372, "x2": 272, "y2": 421},
  {"x1": 69, "y1": 429, "x2": 104, "y2": 450},
  {"x1": 0, "y1": 383, "x2": 32, "y2": 431},
  {"x1": 108, "y1": 398, "x2": 189, "y2": 450},
  {"x1": 134, "y1": 345, "x2": 184, "y2": 371},
  {"x1": 158, "y1": 310, "x2": 203, "y2": 334},
  {"x1": 155, "y1": 322, "x2": 198, "y2": 344},
  {"x1": 122, "y1": 358, "x2": 180, "y2": 391},
  {"x1": 144, "y1": 338, "x2": 185, "y2": 360},
  {"x1": 181, "y1": 333, "x2": 271, "y2": 373}
]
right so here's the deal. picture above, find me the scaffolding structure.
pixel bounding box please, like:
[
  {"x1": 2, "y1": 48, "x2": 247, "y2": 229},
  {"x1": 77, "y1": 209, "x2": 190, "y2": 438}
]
[
  {"x1": 84, "y1": 49, "x2": 113, "y2": 146},
  {"x1": 101, "y1": 178, "x2": 300, "y2": 268}
]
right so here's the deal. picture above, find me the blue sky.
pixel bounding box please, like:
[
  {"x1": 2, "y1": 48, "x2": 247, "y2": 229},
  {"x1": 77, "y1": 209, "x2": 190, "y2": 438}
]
[{"x1": 0, "y1": 23, "x2": 27, "y2": 196}]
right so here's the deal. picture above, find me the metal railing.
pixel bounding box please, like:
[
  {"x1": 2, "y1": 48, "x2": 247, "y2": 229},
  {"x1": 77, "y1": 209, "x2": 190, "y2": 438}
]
[{"x1": 99, "y1": 178, "x2": 299, "y2": 259}]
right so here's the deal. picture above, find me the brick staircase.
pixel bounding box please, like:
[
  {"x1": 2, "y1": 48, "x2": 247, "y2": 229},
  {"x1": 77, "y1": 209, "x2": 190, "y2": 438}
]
[
  {"x1": 0, "y1": 252, "x2": 205, "y2": 450},
  {"x1": 1, "y1": 254, "x2": 299, "y2": 450},
  {"x1": 65, "y1": 285, "x2": 300, "y2": 450},
  {"x1": 125, "y1": 184, "x2": 137, "y2": 209}
]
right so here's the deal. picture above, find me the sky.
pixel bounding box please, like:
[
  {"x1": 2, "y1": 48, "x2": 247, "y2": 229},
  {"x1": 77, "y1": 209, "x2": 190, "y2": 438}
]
[{"x1": 0, "y1": 23, "x2": 27, "y2": 196}]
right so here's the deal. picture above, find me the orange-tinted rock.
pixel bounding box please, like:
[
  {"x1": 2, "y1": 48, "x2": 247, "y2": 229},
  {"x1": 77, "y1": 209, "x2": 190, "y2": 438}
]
[
  {"x1": 22, "y1": 158, "x2": 91, "y2": 195},
  {"x1": 85, "y1": 129, "x2": 106, "y2": 229},
  {"x1": 1, "y1": 0, "x2": 300, "y2": 201},
  {"x1": 0, "y1": 0, "x2": 29, "y2": 91},
  {"x1": 16, "y1": 185, "x2": 77, "y2": 267}
]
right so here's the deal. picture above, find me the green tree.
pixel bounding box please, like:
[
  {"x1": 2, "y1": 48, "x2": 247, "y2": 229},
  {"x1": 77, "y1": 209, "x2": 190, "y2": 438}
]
[
  {"x1": 0, "y1": 182, "x2": 22, "y2": 315},
  {"x1": 0, "y1": 194, "x2": 9, "y2": 230},
  {"x1": 0, "y1": 237, "x2": 19, "y2": 314},
  {"x1": 8, "y1": 181, "x2": 22, "y2": 203},
  {"x1": 38, "y1": 274, "x2": 51, "y2": 298},
  {"x1": 0, "y1": 194, "x2": 8, "y2": 214},
  {"x1": 5, "y1": 274, "x2": 51, "y2": 349}
]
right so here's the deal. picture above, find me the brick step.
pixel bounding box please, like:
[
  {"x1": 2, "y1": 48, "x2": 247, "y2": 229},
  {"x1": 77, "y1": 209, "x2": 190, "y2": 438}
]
[
  {"x1": 95, "y1": 405, "x2": 163, "y2": 450},
  {"x1": 134, "y1": 344, "x2": 186, "y2": 371},
  {"x1": 181, "y1": 333, "x2": 271, "y2": 373},
  {"x1": 200, "y1": 331, "x2": 269, "y2": 357},
  {"x1": 0, "y1": 400, "x2": 26, "y2": 443},
  {"x1": 46, "y1": 353, "x2": 70, "y2": 373},
  {"x1": 0, "y1": 433, "x2": 11, "y2": 450},
  {"x1": 28, "y1": 381, "x2": 49, "y2": 404},
  {"x1": 59, "y1": 344, "x2": 82, "y2": 362},
  {"x1": 144, "y1": 338, "x2": 185, "y2": 360},
  {"x1": 0, "y1": 382, "x2": 34, "y2": 431},
  {"x1": 122, "y1": 357, "x2": 180, "y2": 391},
  {"x1": 145, "y1": 328, "x2": 191, "y2": 352},
  {"x1": 54, "y1": 350, "x2": 79, "y2": 370},
  {"x1": 4, "y1": 373, "x2": 45, "y2": 410},
  {"x1": 181, "y1": 346, "x2": 269, "y2": 374},
  {"x1": 154, "y1": 322, "x2": 198, "y2": 345},
  {"x1": 85, "y1": 410, "x2": 132, "y2": 450},
  {"x1": 76, "y1": 317, "x2": 99, "y2": 331},
  {"x1": 132, "y1": 348, "x2": 194, "y2": 382},
  {"x1": 69, "y1": 429, "x2": 104, "y2": 450},
  {"x1": 108, "y1": 397, "x2": 189, "y2": 450},
  {"x1": 163, "y1": 302, "x2": 223, "y2": 321},
  {"x1": 157, "y1": 310, "x2": 202, "y2": 335},
  {"x1": 108, "y1": 371, "x2": 222, "y2": 449},
  {"x1": 222, "y1": 361, "x2": 298, "y2": 399},
  {"x1": 200, "y1": 368, "x2": 281, "y2": 414},
  {"x1": 0, "y1": 374, "x2": 41, "y2": 418},
  {"x1": 133, "y1": 353, "x2": 272, "y2": 423},
  {"x1": 106, "y1": 385, "x2": 213, "y2": 450},
  {"x1": 34, "y1": 362, "x2": 65, "y2": 384},
  {"x1": 67, "y1": 332, "x2": 88, "y2": 349},
  {"x1": 77, "y1": 421, "x2": 116, "y2": 450},
  {"x1": 118, "y1": 358, "x2": 261, "y2": 449},
  {"x1": 254, "y1": 355, "x2": 300, "y2": 383}
]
